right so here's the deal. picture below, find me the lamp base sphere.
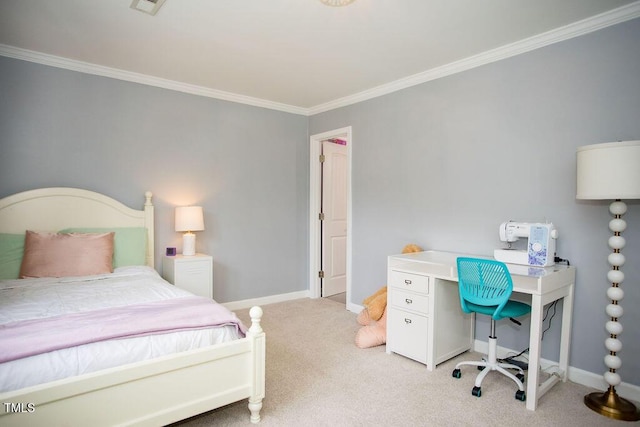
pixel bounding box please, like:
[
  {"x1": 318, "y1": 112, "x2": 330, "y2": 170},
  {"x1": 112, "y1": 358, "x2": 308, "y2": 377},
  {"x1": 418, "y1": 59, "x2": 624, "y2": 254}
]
[{"x1": 584, "y1": 388, "x2": 640, "y2": 421}]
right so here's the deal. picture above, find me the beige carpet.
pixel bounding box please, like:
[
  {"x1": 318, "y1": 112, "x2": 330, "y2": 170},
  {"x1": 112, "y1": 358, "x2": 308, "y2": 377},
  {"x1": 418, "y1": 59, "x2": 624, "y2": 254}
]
[{"x1": 171, "y1": 298, "x2": 632, "y2": 426}]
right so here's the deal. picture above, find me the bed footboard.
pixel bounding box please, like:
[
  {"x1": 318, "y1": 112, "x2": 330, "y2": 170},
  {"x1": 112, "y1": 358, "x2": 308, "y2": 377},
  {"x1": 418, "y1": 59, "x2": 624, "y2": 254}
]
[{"x1": 0, "y1": 306, "x2": 266, "y2": 426}]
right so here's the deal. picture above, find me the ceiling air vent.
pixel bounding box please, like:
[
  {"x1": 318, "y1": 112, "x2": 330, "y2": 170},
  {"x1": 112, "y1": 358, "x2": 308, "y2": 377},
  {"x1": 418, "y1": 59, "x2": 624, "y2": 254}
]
[{"x1": 130, "y1": 0, "x2": 166, "y2": 16}]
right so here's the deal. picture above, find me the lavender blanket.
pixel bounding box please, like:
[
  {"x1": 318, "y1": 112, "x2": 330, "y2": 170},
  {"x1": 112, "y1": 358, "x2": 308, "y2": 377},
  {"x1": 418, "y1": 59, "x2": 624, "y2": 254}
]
[{"x1": 0, "y1": 296, "x2": 246, "y2": 363}]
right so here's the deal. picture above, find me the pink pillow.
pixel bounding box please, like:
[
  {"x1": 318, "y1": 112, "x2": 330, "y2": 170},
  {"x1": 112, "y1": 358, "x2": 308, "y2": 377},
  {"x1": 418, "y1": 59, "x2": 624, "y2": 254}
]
[{"x1": 19, "y1": 231, "x2": 115, "y2": 278}]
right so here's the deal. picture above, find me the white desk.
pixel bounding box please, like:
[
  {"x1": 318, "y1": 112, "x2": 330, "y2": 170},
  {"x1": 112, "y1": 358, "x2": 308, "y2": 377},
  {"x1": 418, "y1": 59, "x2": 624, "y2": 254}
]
[{"x1": 386, "y1": 250, "x2": 575, "y2": 411}]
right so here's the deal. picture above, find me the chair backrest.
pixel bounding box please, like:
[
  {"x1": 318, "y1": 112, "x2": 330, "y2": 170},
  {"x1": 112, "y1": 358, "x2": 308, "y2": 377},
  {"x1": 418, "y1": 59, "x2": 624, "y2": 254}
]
[{"x1": 456, "y1": 257, "x2": 514, "y2": 320}]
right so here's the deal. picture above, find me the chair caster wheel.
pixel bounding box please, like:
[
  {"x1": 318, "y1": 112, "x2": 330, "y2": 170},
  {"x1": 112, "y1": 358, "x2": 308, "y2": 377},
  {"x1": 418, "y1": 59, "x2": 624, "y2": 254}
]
[
  {"x1": 472, "y1": 386, "x2": 482, "y2": 397},
  {"x1": 477, "y1": 366, "x2": 485, "y2": 371},
  {"x1": 452, "y1": 368, "x2": 461, "y2": 379},
  {"x1": 516, "y1": 373, "x2": 525, "y2": 382},
  {"x1": 515, "y1": 390, "x2": 526, "y2": 401}
]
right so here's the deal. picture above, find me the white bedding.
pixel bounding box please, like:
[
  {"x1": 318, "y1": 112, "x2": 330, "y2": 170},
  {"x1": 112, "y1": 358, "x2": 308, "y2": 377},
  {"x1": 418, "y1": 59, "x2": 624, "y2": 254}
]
[{"x1": 0, "y1": 266, "x2": 242, "y2": 392}]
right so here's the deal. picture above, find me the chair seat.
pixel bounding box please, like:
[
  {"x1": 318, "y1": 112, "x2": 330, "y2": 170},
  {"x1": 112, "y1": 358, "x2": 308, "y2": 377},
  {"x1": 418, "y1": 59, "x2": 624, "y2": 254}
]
[{"x1": 465, "y1": 300, "x2": 531, "y2": 320}]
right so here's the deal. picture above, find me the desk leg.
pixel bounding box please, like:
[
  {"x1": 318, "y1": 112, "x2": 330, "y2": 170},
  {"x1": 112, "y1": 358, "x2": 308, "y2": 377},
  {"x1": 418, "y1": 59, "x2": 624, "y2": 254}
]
[
  {"x1": 527, "y1": 294, "x2": 544, "y2": 411},
  {"x1": 558, "y1": 284, "x2": 574, "y2": 381}
]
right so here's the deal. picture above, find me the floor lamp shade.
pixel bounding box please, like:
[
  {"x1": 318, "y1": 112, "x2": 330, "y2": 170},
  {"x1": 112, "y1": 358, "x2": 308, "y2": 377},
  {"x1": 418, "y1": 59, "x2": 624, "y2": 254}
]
[
  {"x1": 175, "y1": 206, "x2": 205, "y2": 256},
  {"x1": 577, "y1": 140, "x2": 640, "y2": 199},
  {"x1": 576, "y1": 140, "x2": 640, "y2": 421}
]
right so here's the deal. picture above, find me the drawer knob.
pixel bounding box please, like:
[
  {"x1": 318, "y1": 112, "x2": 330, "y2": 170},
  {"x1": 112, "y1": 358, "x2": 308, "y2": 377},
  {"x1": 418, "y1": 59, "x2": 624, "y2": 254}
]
[
  {"x1": 404, "y1": 279, "x2": 412, "y2": 285},
  {"x1": 405, "y1": 298, "x2": 413, "y2": 304},
  {"x1": 404, "y1": 318, "x2": 412, "y2": 324}
]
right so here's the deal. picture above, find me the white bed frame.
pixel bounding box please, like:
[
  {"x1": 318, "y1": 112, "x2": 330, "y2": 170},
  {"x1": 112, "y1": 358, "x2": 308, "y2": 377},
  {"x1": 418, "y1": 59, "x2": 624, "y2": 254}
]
[{"x1": 0, "y1": 187, "x2": 265, "y2": 426}]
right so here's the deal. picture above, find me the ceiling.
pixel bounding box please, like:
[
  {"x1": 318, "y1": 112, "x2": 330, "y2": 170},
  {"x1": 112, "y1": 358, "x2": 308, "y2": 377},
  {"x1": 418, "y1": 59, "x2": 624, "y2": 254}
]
[{"x1": 1, "y1": 0, "x2": 639, "y2": 115}]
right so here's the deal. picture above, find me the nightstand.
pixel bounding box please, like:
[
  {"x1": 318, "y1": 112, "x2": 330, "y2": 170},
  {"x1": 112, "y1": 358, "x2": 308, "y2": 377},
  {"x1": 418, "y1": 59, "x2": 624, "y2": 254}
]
[{"x1": 162, "y1": 254, "x2": 213, "y2": 299}]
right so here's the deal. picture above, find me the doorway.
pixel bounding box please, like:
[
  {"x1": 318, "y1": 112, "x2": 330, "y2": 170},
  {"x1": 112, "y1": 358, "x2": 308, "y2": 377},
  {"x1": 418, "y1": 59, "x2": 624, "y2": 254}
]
[{"x1": 309, "y1": 127, "x2": 352, "y2": 310}]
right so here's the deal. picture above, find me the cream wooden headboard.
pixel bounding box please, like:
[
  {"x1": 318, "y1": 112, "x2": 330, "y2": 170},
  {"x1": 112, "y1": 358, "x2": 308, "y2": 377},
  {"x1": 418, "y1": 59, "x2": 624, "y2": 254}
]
[{"x1": 0, "y1": 188, "x2": 154, "y2": 267}]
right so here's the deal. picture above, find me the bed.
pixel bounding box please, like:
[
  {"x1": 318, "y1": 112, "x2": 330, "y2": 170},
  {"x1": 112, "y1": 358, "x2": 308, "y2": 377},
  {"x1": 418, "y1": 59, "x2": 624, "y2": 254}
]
[{"x1": 0, "y1": 187, "x2": 265, "y2": 426}]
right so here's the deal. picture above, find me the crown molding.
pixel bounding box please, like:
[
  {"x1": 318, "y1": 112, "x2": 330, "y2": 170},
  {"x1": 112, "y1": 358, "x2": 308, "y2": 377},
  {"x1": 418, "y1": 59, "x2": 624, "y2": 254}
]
[
  {"x1": 308, "y1": 1, "x2": 640, "y2": 115},
  {"x1": 1, "y1": 1, "x2": 638, "y2": 117},
  {"x1": 0, "y1": 44, "x2": 308, "y2": 116}
]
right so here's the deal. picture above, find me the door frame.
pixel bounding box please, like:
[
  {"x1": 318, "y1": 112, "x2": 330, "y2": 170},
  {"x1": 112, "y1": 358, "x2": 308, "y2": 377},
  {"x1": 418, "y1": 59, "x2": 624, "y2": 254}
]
[{"x1": 309, "y1": 126, "x2": 353, "y2": 309}]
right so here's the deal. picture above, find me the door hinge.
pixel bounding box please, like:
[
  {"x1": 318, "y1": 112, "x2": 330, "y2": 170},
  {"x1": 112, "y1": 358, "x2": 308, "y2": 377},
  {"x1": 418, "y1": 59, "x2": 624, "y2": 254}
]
[
  {"x1": 319, "y1": 154, "x2": 326, "y2": 163},
  {"x1": 318, "y1": 270, "x2": 325, "y2": 278},
  {"x1": 319, "y1": 212, "x2": 325, "y2": 221}
]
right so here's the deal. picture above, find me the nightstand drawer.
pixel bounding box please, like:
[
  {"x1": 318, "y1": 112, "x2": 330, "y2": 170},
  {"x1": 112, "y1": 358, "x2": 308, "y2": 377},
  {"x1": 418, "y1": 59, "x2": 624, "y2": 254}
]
[
  {"x1": 389, "y1": 289, "x2": 429, "y2": 314},
  {"x1": 389, "y1": 270, "x2": 429, "y2": 294},
  {"x1": 162, "y1": 254, "x2": 213, "y2": 299},
  {"x1": 178, "y1": 263, "x2": 209, "y2": 278}
]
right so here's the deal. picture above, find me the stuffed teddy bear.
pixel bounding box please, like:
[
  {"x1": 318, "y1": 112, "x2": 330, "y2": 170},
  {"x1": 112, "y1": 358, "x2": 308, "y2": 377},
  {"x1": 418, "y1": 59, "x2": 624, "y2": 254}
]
[
  {"x1": 355, "y1": 243, "x2": 422, "y2": 349},
  {"x1": 356, "y1": 286, "x2": 387, "y2": 326}
]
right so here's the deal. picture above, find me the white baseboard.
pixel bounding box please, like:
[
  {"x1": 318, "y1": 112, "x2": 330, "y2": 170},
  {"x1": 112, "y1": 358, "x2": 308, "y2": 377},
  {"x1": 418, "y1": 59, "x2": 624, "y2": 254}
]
[
  {"x1": 221, "y1": 290, "x2": 310, "y2": 311},
  {"x1": 473, "y1": 339, "x2": 640, "y2": 404},
  {"x1": 347, "y1": 302, "x2": 363, "y2": 315}
]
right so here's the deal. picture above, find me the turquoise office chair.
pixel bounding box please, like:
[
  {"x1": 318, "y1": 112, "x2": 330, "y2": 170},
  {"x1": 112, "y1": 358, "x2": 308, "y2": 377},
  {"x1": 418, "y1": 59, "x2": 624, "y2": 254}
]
[{"x1": 452, "y1": 257, "x2": 531, "y2": 401}]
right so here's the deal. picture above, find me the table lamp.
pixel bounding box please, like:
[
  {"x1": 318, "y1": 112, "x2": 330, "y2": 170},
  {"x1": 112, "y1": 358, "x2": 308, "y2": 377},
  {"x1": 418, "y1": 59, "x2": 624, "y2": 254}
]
[
  {"x1": 576, "y1": 140, "x2": 640, "y2": 421},
  {"x1": 175, "y1": 206, "x2": 204, "y2": 256}
]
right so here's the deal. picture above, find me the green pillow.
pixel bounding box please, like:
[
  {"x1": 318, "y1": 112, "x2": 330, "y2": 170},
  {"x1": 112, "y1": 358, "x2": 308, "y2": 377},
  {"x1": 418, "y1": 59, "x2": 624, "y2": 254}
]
[
  {"x1": 59, "y1": 227, "x2": 147, "y2": 268},
  {"x1": 0, "y1": 233, "x2": 25, "y2": 280}
]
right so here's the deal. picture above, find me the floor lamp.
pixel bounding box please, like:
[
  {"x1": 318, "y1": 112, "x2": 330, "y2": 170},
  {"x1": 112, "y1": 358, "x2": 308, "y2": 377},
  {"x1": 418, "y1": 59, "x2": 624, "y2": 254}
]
[{"x1": 576, "y1": 140, "x2": 640, "y2": 422}]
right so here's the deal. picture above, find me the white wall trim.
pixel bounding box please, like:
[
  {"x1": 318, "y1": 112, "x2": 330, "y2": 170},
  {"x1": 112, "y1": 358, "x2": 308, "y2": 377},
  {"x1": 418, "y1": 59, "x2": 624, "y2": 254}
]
[
  {"x1": 221, "y1": 290, "x2": 310, "y2": 312},
  {"x1": 308, "y1": 1, "x2": 640, "y2": 115},
  {"x1": 1, "y1": 3, "x2": 638, "y2": 116},
  {"x1": 473, "y1": 339, "x2": 640, "y2": 403},
  {"x1": 0, "y1": 43, "x2": 308, "y2": 116}
]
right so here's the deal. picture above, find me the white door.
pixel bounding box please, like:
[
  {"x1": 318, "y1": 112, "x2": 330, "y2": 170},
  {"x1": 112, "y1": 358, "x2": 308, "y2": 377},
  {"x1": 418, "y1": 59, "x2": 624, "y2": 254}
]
[{"x1": 321, "y1": 140, "x2": 348, "y2": 297}]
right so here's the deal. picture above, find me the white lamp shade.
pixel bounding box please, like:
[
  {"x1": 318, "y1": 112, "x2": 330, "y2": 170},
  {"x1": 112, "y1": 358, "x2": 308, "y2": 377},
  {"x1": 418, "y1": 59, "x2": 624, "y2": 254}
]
[
  {"x1": 175, "y1": 206, "x2": 205, "y2": 232},
  {"x1": 576, "y1": 140, "x2": 640, "y2": 200}
]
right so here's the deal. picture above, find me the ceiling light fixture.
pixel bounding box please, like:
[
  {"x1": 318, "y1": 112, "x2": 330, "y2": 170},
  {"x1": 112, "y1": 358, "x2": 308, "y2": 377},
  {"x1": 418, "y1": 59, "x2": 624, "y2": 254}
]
[
  {"x1": 320, "y1": 0, "x2": 356, "y2": 6},
  {"x1": 130, "y1": 0, "x2": 166, "y2": 16}
]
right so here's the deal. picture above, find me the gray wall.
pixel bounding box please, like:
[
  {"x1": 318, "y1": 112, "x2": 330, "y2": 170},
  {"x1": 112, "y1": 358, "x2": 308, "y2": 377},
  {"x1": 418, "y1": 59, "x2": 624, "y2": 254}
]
[
  {"x1": 1, "y1": 17, "x2": 638, "y2": 386},
  {"x1": 310, "y1": 18, "x2": 640, "y2": 385},
  {"x1": 0, "y1": 55, "x2": 310, "y2": 303}
]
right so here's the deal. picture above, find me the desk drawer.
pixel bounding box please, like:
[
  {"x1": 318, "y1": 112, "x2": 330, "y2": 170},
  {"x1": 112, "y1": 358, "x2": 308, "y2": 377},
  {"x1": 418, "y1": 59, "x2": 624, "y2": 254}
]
[
  {"x1": 389, "y1": 270, "x2": 429, "y2": 294},
  {"x1": 389, "y1": 289, "x2": 429, "y2": 314},
  {"x1": 388, "y1": 308, "x2": 428, "y2": 364}
]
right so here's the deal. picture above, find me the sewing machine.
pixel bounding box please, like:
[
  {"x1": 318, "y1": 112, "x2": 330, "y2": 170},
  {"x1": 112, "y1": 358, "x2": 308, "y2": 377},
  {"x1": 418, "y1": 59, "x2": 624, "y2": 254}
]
[{"x1": 493, "y1": 221, "x2": 558, "y2": 267}]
